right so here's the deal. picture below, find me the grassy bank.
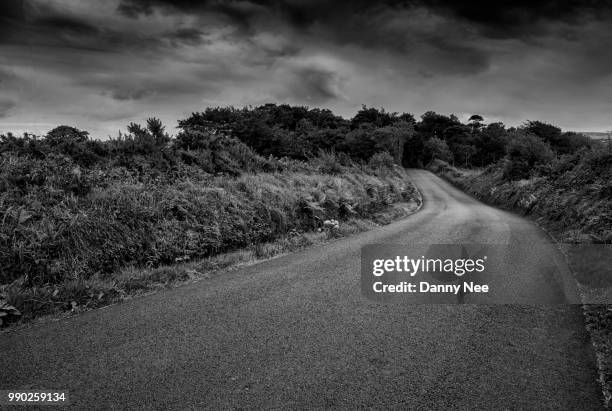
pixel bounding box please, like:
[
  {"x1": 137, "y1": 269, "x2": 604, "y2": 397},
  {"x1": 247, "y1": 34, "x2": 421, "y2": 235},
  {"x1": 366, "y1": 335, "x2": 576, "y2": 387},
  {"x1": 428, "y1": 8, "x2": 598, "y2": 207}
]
[
  {"x1": 429, "y1": 152, "x2": 612, "y2": 405},
  {"x1": 0, "y1": 149, "x2": 419, "y2": 326},
  {"x1": 429, "y1": 151, "x2": 612, "y2": 243}
]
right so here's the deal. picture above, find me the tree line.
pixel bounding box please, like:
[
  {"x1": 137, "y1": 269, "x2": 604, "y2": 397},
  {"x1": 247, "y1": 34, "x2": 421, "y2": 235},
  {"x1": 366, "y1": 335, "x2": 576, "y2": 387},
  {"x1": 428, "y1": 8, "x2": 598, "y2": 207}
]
[
  {"x1": 0, "y1": 103, "x2": 599, "y2": 181},
  {"x1": 177, "y1": 103, "x2": 597, "y2": 179}
]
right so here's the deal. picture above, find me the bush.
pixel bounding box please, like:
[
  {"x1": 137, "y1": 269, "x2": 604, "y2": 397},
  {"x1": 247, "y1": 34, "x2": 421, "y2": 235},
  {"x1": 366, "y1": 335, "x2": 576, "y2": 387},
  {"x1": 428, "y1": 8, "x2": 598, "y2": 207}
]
[
  {"x1": 312, "y1": 150, "x2": 344, "y2": 174},
  {"x1": 503, "y1": 132, "x2": 554, "y2": 180},
  {"x1": 0, "y1": 109, "x2": 424, "y2": 320},
  {"x1": 0, "y1": 150, "x2": 417, "y2": 288},
  {"x1": 45, "y1": 126, "x2": 89, "y2": 146},
  {"x1": 368, "y1": 152, "x2": 395, "y2": 169},
  {"x1": 438, "y1": 146, "x2": 611, "y2": 243}
]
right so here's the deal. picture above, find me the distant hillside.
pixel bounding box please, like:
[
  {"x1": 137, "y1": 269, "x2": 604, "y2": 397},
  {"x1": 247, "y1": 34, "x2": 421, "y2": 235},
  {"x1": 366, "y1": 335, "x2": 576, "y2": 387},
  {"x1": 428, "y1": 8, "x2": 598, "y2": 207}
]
[{"x1": 579, "y1": 131, "x2": 610, "y2": 141}]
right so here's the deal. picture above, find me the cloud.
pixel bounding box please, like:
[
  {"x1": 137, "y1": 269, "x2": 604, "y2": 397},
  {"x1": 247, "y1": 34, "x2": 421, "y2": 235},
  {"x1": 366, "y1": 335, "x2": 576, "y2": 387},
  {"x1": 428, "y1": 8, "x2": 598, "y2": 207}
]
[
  {"x1": 0, "y1": 0, "x2": 612, "y2": 136},
  {"x1": 111, "y1": 1, "x2": 612, "y2": 48},
  {"x1": 110, "y1": 88, "x2": 154, "y2": 101},
  {"x1": 278, "y1": 65, "x2": 345, "y2": 104},
  {"x1": 116, "y1": 0, "x2": 266, "y2": 36},
  {"x1": 34, "y1": 14, "x2": 100, "y2": 36},
  {"x1": 116, "y1": 0, "x2": 155, "y2": 18},
  {"x1": 0, "y1": 99, "x2": 16, "y2": 118},
  {"x1": 110, "y1": 1, "x2": 493, "y2": 77},
  {"x1": 425, "y1": 0, "x2": 612, "y2": 38},
  {"x1": 166, "y1": 27, "x2": 206, "y2": 45},
  {"x1": 0, "y1": 67, "x2": 19, "y2": 85}
]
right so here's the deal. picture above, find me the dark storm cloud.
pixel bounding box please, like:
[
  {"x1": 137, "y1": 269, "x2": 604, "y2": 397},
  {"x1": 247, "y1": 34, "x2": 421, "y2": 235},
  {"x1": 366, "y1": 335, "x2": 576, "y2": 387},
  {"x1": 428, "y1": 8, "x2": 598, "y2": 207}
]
[
  {"x1": 426, "y1": 0, "x2": 612, "y2": 37},
  {"x1": 0, "y1": 0, "x2": 29, "y2": 22},
  {"x1": 273, "y1": 0, "x2": 612, "y2": 40},
  {"x1": 167, "y1": 27, "x2": 207, "y2": 45},
  {"x1": 114, "y1": 0, "x2": 612, "y2": 39},
  {"x1": 5, "y1": 0, "x2": 609, "y2": 55},
  {"x1": 112, "y1": 0, "x2": 493, "y2": 74},
  {"x1": 0, "y1": 2, "x2": 107, "y2": 50},
  {"x1": 117, "y1": 0, "x2": 262, "y2": 34},
  {"x1": 284, "y1": 66, "x2": 343, "y2": 103},
  {"x1": 109, "y1": 0, "x2": 612, "y2": 78},
  {"x1": 116, "y1": 0, "x2": 155, "y2": 18},
  {"x1": 34, "y1": 15, "x2": 100, "y2": 36},
  {"x1": 0, "y1": 0, "x2": 189, "y2": 52},
  {"x1": 1, "y1": 0, "x2": 612, "y2": 136},
  {"x1": 0, "y1": 0, "x2": 26, "y2": 44}
]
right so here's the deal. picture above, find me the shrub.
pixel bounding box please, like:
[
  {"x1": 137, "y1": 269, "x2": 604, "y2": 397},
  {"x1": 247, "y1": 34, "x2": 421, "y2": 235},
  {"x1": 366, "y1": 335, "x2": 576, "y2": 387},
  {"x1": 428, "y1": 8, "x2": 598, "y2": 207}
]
[
  {"x1": 0, "y1": 153, "x2": 417, "y2": 288},
  {"x1": 312, "y1": 150, "x2": 344, "y2": 174},
  {"x1": 503, "y1": 132, "x2": 554, "y2": 180},
  {"x1": 45, "y1": 126, "x2": 89, "y2": 146},
  {"x1": 368, "y1": 152, "x2": 395, "y2": 169}
]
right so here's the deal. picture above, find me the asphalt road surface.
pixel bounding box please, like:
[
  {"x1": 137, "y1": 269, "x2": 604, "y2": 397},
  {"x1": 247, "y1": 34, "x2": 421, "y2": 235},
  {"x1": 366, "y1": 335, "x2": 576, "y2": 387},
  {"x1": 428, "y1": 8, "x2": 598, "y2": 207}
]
[{"x1": 1, "y1": 169, "x2": 603, "y2": 409}]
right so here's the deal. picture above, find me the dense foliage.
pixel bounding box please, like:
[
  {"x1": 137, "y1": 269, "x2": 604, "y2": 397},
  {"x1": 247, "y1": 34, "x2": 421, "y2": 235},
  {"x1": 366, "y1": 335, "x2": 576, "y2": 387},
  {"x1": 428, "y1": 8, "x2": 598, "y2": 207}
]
[
  {"x1": 1, "y1": 103, "x2": 606, "y2": 323},
  {"x1": 0, "y1": 110, "x2": 422, "y2": 292},
  {"x1": 431, "y1": 147, "x2": 612, "y2": 243},
  {"x1": 2, "y1": 104, "x2": 597, "y2": 183},
  {"x1": 176, "y1": 104, "x2": 597, "y2": 173}
]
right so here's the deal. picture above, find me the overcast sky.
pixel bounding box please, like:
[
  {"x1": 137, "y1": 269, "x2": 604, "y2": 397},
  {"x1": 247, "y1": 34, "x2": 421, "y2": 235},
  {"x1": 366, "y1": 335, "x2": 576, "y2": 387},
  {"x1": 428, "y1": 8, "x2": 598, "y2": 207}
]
[{"x1": 1, "y1": 0, "x2": 612, "y2": 138}]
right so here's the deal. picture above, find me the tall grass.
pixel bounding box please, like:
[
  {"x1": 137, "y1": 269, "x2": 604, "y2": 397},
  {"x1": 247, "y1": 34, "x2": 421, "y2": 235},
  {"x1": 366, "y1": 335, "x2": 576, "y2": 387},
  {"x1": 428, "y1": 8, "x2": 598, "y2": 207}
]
[
  {"x1": 0, "y1": 150, "x2": 417, "y2": 320},
  {"x1": 430, "y1": 148, "x2": 612, "y2": 243}
]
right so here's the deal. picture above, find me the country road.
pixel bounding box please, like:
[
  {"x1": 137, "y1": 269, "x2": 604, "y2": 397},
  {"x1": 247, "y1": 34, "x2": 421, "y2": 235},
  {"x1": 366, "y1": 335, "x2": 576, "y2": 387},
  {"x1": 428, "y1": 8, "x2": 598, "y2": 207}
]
[{"x1": 1, "y1": 169, "x2": 603, "y2": 409}]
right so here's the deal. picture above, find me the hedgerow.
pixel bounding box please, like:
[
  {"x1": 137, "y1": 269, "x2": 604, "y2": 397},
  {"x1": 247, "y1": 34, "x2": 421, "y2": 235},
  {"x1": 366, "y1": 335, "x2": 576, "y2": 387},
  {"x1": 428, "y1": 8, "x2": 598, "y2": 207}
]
[
  {"x1": 431, "y1": 148, "x2": 612, "y2": 243},
  {"x1": 0, "y1": 116, "x2": 418, "y2": 328}
]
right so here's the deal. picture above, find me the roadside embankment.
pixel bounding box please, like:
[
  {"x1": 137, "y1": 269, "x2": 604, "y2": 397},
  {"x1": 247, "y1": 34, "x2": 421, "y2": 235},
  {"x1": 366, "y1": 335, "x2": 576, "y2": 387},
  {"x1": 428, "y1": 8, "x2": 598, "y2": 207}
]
[{"x1": 1, "y1": 154, "x2": 420, "y2": 326}]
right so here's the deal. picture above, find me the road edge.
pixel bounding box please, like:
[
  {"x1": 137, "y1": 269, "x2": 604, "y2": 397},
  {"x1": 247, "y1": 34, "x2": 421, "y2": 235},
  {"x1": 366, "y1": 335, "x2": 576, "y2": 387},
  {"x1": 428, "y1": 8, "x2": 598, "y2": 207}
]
[
  {"x1": 2, "y1": 179, "x2": 425, "y2": 333},
  {"x1": 431, "y1": 168, "x2": 611, "y2": 409}
]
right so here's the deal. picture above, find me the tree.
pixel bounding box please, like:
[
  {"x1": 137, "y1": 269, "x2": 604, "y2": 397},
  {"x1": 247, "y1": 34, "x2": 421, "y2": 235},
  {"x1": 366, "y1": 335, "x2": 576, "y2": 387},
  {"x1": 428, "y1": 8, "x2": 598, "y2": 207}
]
[
  {"x1": 146, "y1": 117, "x2": 171, "y2": 146},
  {"x1": 468, "y1": 114, "x2": 484, "y2": 136},
  {"x1": 351, "y1": 105, "x2": 395, "y2": 129},
  {"x1": 397, "y1": 112, "x2": 416, "y2": 126},
  {"x1": 402, "y1": 134, "x2": 426, "y2": 168},
  {"x1": 371, "y1": 121, "x2": 415, "y2": 164},
  {"x1": 453, "y1": 144, "x2": 478, "y2": 167},
  {"x1": 342, "y1": 124, "x2": 378, "y2": 160},
  {"x1": 472, "y1": 122, "x2": 508, "y2": 166},
  {"x1": 503, "y1": 131, "x2": 554, "y2": 180},
  {"x1": 524, "y1": 120, "x2": 561, "y2": 148},
  {"x1": 45, "y1": 126, "x2": 89, "y2": 146},
  {"x1": 524, "y1": 120, "x2": 593, "y2": 155},
  {"x1": 441, "y1": 124, "x2": 475, "y2": 166},
  {"x1": 557, "y1": 131, "x2": 592, "y2": 154},
  {"x1": 423, "y1": 137, "x2": 453, "y2": 165},
  {"x1": 178, "y1": 104, "x2": 349, "y2": 159},
  {"x1": 417, "y1": 111, "x2": 461, "y2": 139}
]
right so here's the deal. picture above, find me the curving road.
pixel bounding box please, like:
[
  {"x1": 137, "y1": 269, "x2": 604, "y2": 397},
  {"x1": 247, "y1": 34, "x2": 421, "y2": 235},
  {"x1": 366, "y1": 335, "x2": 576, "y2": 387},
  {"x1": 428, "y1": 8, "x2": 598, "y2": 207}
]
[{"x1": 1, "y1": 169, "x2": 603, "y2": 409}]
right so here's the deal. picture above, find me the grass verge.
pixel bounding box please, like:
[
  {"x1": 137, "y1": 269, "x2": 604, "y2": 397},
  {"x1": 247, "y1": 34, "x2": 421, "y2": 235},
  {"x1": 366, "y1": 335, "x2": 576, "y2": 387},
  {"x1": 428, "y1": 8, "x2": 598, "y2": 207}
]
[
  {"x1": 1, "y1": 197, "x2": 420, "y2": 329},
  {"x1": 1, "y1": 145, "x2": 421, "y2": 327}
]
